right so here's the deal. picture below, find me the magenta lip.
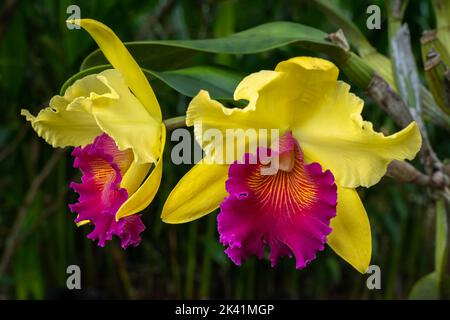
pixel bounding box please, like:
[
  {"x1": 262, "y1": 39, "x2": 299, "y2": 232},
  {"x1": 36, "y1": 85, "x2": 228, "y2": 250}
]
[
  {"x1": 69, "y1": 133, "x2": 145, "y2": 249},
  {"x1": 218, "y1": 131, "x2": 337, "y2": 269}
]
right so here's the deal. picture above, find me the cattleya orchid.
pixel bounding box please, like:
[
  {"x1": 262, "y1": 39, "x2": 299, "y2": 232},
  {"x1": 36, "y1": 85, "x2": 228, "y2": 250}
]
[
  {"x1": 162, "y1": 57, "x2": 422, "y2": 272},
  {"x1": 21, "y1": 19, "x2": 165, "y2": 248}
]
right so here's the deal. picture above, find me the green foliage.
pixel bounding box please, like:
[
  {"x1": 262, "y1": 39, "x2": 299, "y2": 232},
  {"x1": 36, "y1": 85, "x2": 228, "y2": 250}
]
[
  {"x1": 61, "y1": 65, "x2": 243, "y2": 100},
  {"x1": 409, "y1": 198, "x2": 449, "y2": 300},
  {"x1": 81, "y1": 21, "x2": 346, "y2": 68},
  {"x1": 409, "y1": 272, "x2": 440, "y2": 299},
  {"x1": 1, "y1": 0, "x2": 449, "y2": 300},
  {"x1": 435, "y1": 199, "x2": 448, "y2": 281}
]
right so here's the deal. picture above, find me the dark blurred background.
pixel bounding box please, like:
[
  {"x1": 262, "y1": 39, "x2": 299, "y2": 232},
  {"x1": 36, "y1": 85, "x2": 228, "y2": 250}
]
[{"x1": 0, "y1": 0, "x2": 448, "y2": 299}]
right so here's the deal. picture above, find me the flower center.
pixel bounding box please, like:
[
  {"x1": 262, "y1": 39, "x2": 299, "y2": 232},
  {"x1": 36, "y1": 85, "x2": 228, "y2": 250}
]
[{"x1": 218, "y1": 131, "x2": 337, "y2": 268}]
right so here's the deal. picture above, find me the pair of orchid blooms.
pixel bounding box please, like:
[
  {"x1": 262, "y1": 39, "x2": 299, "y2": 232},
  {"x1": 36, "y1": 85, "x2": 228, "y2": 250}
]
[{"x1": 22, "y1": 19, "x2": 422, "y2": 273}]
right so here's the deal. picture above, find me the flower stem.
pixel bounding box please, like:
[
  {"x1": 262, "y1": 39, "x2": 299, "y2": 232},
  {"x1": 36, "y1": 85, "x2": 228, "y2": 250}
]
[
  {"x1": 164, "y1": 116, "x2": 186, "y2": 131},
  {"x1": 200, "y1": 214, "x2": 215, "y2": 299}
]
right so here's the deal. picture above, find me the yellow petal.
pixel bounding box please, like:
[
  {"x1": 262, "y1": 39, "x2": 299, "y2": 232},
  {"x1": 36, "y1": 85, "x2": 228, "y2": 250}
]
[
  {"x1": 187, "y1": 90, "x2": 280, "y2": 163},
  {"x1": 234, "y1": 57, "x2": 338, "y2": 126},
  {"x1": 115, "y1": 124, "x2": 166, "y2": 220},
  {"x1": 161, "y1": 163, "x2": 229, "y2": 223},
  {"x1": 328, "y1": 186, "x2": 372, "y2": 274},
  {"x1": 233, "y1": 70, "x2": 280, "y2": 111},
  {"x1": 120, "y1": 162, "x2": 151, "y2": 196},
  {"x1": 274, "y1": 57, "x2": 339, "y2": 126},
  {"x1": 90, "y1": 69, "x2": 161, "y2": 164},
  {"x1": 21, "y1": 95, "x2": 102, "y2": 148},
  {"x1": 64, "y1": 71, "x2": 119, "y2": 106},
  {"x1": 294, "y1": 81, "x2": 422, "y2": 188},
  {"x1": 70, "y1": 18, "x2": 162, "y2": 121},
  {"x1": 186, "y1": 57, "x2": 339, "y2": 164}
]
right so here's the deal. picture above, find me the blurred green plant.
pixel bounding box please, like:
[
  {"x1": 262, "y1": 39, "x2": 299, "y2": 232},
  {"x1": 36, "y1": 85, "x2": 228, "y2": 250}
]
[{"x1": 1, "y1": 0, "x2": 449, "y2": 300}]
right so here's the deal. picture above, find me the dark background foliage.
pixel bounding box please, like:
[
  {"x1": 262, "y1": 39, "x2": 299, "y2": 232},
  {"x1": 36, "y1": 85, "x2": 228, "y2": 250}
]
[{"x1": 0, "y1": 0, "x2": 447, "y2": 299}]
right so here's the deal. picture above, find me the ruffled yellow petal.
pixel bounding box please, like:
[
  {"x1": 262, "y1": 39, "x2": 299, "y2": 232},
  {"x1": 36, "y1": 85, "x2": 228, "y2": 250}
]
[
  {"x1": 115, "y1": 124, "x2": 166, "y2": 220},
  {"x1": 70, "y1": 19, "x2": 162, "y2": 121},
  {"x1": 90, "y1": 69, "x2": 161, "y2": 164},
  {"x1": 294, "y1": 81, "x2": 422, "y2": 188},
  {"x1": 187, "y1": 90, "x2": 280, "y2": 163},
  {"x1": 274, "y1": 57, "x2": 339, "y2": 127},
  {"x1": 64, "y1": 72, "x2": 119, "y2": 104},
  {"x1": 186, "y1": 57, "x2": 340, "y2": 164},
  {"x1": 23, "y1": 69, "x2": 161, "y2": 163},
  {"x1": 161, "y1": 163, "x2": 229, "y2": 223},
  {"x1": 328, "y1": 185, "x2": 371, "y2": 274},
  {"x1": 234, "y1": 57, "x2": 338, "y2": 126},
  {"x1": 233, "y1": 70, "x2": 280, "y2": 111},
  {"x1": 21, "y1": 89, "x2": 103, "y2": 148}
]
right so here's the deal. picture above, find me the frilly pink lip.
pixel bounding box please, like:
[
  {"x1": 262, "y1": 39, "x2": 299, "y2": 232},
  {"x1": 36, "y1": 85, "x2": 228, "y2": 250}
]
[
  {"x1": 218, "y1": 131, "x2": 337, "y2": 268},
  {"x1": 69, "y1": 133, "x2": 145, "y2": 249}
]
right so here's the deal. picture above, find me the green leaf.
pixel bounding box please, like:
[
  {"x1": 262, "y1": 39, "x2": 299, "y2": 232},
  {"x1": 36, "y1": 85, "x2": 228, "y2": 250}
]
[
  {"x1": 81, "y1": 45, "x2": 197, "y2": 72},
  {"x1": 60, "y1": 65, "x2": 243, "y2": 100},
  {"x1": 435, "y1": 198, "x2": 448, "y2": 280},
  {"x1": 409, "y1": 272, "x2": 440, "y2": 300},
  {"x1": 410, "y1": 273, "x2": 450, "y2": 300},
  {"x1": 149, "y1": 66, "x2": 242, "y2": 100},
  {"x1": 80, "y1": 21, "x2": 348, "y2": 71},
  {"x1": 213, "y1": 0, "x2": 236, "y2": 66}
]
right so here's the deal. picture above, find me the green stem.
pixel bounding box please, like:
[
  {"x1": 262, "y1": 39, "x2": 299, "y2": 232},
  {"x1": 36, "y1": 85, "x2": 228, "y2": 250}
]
[
  {"x1": 164, "y1": 116, "x2": 186, "y2": 131},
  {"x1": 387, "y1": 0, "x2": 410, "y2": 40},
  {"x1": 435, "y1": 197, "x2": 448, "y2": 283},
  {"x1": 245, "y1": 259, "x2": 255, "y2": 299},
  {"x1": 169, "y1": 229, "x2": 182, "y2": 297},
  {"x1": 185, "y1": 222, "x2": 198, "y2": 299},
  {"x1": 200, "y1": 215, "x2": 215, "y2": 299},
  {"x1": 339, "y1": 52, "x2": 375, "y2": 89},
  {"x1": 111, "y1": 246, "x2": 136, "y2": 299}
]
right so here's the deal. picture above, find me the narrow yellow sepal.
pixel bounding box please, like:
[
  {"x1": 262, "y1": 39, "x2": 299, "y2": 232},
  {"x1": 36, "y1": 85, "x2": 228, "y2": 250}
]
[
  {"x1": 68, "y1": 18, "x2": 162, "y2": 121},
  {"x1": 328, "y1": 186, "x2": 372, "y2": 274},
  {"x1": 115, "y1": 124, "x2": 166, "y2": 220},
  {"x1": 161, "y1": 163, "x2": 229, "y2": 223}
]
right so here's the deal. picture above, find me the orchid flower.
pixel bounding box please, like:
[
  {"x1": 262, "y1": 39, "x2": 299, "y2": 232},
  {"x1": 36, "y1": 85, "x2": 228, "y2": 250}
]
[
  {"x1": 162, "y1": 57, "x2": 422, "y2": 272},
  {"x1": 21, "y1": 19, "x2": 165, "y2": 248}
]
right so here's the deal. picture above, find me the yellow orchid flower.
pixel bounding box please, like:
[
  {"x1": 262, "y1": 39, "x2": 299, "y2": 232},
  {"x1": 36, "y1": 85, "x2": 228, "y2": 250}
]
[
  {"x1": 162, "y1": 57, "x2": 422, "y2": 272},
  {"x1": 21, "y1": 19, "x2": 165, "y2": 248}
]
